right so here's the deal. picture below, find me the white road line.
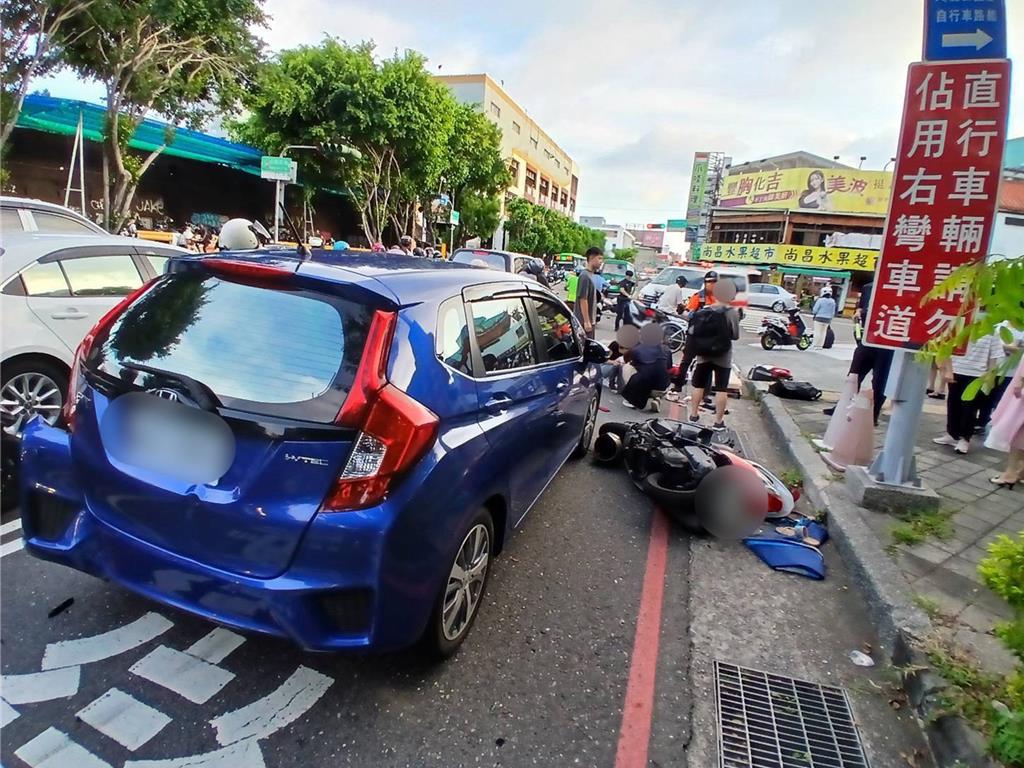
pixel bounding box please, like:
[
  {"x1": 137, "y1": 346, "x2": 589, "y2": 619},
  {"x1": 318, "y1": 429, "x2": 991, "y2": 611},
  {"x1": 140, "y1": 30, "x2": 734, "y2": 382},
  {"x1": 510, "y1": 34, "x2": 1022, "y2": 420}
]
[
  {"x1": 1, "y1": 697, "x2": 20, "y2": 727},
  {"x1": 211, "y1": 666, "x2": 333, "y2": 747},
  {"x1": 76, "y1": 688, "x2": 172, "y2": 752},
  {"x1": 1, "y1": 666, "x2": 81, "y2": 704},
  {"x1": 0, "y1": 518, "x2": 22, "y2": 536},
  {"x1": 14, "y1": 727, "x2": 113, "y2": 768},
  {"x1": 185, "y1": 628, "x2": 245, "y2": 665},
  {"x1": 1, "y1": 537, "x2": 24, "y2": 558},
  {"x1": 130, "y1": 645, "x2": 235, "y2": 705},
  {"x1": 124, "y1": 737, "x2": 266, "y2": 768},
  {"x1": 41, "y1": 612, "x2": 173, "y2": 670}
]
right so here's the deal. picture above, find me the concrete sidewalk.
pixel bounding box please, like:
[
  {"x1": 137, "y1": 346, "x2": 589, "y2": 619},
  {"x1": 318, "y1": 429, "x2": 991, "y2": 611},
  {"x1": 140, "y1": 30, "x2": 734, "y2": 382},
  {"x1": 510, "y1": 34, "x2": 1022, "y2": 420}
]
[{"x1": 777, "y1": 394, "x2": 1022, "y2": 675}]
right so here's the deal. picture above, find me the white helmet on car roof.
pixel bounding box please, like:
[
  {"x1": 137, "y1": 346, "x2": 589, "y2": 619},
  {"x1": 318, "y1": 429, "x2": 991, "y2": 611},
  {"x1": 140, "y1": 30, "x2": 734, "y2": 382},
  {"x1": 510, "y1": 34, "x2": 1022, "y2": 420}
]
[{"x1": 218, "y1": 218, "x2": 271, "y2": 251}]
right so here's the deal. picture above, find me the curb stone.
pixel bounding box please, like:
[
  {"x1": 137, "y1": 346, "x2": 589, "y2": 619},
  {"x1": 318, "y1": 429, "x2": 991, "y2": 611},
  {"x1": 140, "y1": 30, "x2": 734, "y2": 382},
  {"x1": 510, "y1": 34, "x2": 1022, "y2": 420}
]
[{"x1": 741, "y1": 378, "x2": 998, "y2": 768}]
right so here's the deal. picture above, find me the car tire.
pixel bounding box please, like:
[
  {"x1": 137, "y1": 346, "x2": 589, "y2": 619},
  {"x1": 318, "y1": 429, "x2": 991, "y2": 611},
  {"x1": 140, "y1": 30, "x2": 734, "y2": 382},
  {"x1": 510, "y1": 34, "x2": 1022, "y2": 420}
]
[
  {"x1": 760, "y1": 335, "x2": 776, "y2": 351},
  {"x1": 572, "y1": 393, "x2": 600, "y2": 458},
  {"x1": 771, "y1": 301, "x2": 785, "y2": 312},
  {"x1": 1, "y1": 358, "x2": 68, "y2": 436},
  {"x1": 423, "y1": 510, "x2": 495, "y2": 659}
]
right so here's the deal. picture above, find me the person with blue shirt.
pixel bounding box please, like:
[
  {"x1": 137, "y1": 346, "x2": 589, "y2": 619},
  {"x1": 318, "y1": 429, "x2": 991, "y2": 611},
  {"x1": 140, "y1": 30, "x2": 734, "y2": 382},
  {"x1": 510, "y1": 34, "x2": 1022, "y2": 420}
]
[{"x1": 811, "y1": 286, "x2": 837, "y2": 350}]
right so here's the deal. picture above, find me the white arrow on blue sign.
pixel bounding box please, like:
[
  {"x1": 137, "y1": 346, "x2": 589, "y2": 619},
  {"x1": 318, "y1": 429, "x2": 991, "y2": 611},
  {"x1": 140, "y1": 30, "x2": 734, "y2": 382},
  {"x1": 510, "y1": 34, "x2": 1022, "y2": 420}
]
[{"x1": 924, "y1": 0, "x2": 1007, "y2": 61}]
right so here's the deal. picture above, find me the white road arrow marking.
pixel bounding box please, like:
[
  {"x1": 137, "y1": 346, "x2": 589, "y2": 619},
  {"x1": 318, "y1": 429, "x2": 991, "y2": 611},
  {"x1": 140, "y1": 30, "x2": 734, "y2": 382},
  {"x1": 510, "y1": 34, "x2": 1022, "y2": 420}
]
[
  {"x1": 941, "y1": 28, "x2": 994, "y2": 50},
  {"x1": 41, "y1": 612, "x2": 173, "y2": 670},
  {"x1": 1, "y1": 697, "x2": 20, "y2": 726},
  {"x1": 76, "y1": 687, "x2": 172, "y2": 751},
  {"x1": 210, "y1": 666, "x2": 333, "y2": 746},
  {"x1": 1, "y1": 666, "x2": 81, "y2": 704},
  {"x1": 130, "y1": 645, "x2": 235, "y2": 705},
  {"x1": 1, "y1": 537, "x2": 24, "y2": 558},
  {"x1": 0, "y1": 518, "x2": 22, "y2": 536},
  {"x1": 14, "y1": 727, "x2": 113, "y2": 768},
  {"x1": 185, "y1": 628, "x2": 245, "y2": 665},
  {"x1": 124, "y1": 737, "x2": 266, "y2": 768}
]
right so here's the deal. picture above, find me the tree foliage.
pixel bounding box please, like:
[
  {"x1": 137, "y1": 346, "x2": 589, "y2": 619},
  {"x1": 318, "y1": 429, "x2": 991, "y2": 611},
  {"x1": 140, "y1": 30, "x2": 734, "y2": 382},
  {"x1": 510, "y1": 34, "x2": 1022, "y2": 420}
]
[
  {"x1": 1, "y1": 0, "x2": 95, "y2": 154},
  {"x1": 456, "y1": 191, "x2": 502, "y2": 243},
  {"x1": 923, "y1": 255, "x2": 1024, "y2": 399},
  {"x1": 504, "y1": 197, "x2": 604, "y2": 256},
  {"x1": 612, "y1": 247, "x2": 638, "y2": 261},
  {"x1": 57, "y1": 0, "x2": 265, "y2": 230},
  {"x1": 234, "y1": 39, "x2": 508, "y2": 245}
]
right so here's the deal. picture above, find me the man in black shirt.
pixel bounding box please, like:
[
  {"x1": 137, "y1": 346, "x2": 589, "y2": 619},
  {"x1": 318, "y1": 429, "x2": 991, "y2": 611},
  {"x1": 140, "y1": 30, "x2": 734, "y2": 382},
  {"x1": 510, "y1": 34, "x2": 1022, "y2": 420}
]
[{"x1": 615, "y1": 269, "x2": 636, "y2": 331}]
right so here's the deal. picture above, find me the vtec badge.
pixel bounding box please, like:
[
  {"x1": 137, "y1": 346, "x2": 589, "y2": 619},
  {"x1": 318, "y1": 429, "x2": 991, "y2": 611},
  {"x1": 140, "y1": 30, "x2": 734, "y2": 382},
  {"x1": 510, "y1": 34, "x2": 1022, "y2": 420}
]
[{"x1": 285, "y1": 454, "x2": 329, "y2": 467}]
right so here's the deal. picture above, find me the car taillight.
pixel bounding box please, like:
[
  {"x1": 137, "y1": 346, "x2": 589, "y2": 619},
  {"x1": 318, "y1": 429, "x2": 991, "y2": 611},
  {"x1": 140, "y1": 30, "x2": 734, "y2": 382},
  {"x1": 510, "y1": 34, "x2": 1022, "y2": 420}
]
[
  {"x1": 201, "y1": 258, "x2": 294, "y2": 281},
  {"x1": 323, "y1": 310, "x2": 439, "y2": 512},
  {"x1": 64, "y1": 281, "x2": 154, "y2": 431}
]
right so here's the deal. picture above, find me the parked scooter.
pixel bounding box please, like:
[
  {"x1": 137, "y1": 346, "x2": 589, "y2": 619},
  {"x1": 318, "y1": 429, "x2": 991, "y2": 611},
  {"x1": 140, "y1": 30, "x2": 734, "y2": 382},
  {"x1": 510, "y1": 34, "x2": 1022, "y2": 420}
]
[{"x1": 759, "y1": 308, "x2": 812, "y2": 351}]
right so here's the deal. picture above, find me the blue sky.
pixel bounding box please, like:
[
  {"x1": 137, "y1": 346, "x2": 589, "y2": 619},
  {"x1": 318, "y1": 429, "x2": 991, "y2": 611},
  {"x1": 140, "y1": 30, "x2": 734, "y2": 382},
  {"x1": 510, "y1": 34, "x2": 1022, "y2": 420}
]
[{"x1": 34, "y1": 0, "x2": 1023, "y2": 226}]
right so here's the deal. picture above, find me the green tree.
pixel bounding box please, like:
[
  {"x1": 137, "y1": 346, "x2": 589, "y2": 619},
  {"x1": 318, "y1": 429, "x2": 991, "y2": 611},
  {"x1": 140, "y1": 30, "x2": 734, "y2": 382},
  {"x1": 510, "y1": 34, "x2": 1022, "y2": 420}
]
[
  {"x1": 234, "y1": 40, "x2": 468, "y2": 245},
  {"x1": 456, "y1": 192, "x2": 502, "y2": 244},
  {"x1": 924, "y1": 255, "x2": 1024, "y2": 399},
  {"x1": 1, "y1": 0, "x2": 94, "y2": 155},
  {"x1": 612, "y1": 247, "x2": 638, "y2": 261},
  {"x1": 57, "y1": 0, "x2": 265, "y2": 230},
  {"x1": 505, "y1": 196, "x2": 603, "y2": 256}
]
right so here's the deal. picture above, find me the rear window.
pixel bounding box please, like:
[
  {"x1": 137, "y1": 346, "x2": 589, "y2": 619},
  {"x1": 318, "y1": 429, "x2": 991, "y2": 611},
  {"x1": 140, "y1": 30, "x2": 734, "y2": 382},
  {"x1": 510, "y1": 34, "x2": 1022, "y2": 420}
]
[
  {"x1": 1, "y1": 208, "x2": 24, "y2": 232},
  {"x1": 91, "y1": 274, "x2": 374, "y2": 422},
  {"x1": 452, "y1": 250, "x2": 506, "y2": 271},
  {"x1": 32, "y1": 211, "x2": 98, "y2": 234}
]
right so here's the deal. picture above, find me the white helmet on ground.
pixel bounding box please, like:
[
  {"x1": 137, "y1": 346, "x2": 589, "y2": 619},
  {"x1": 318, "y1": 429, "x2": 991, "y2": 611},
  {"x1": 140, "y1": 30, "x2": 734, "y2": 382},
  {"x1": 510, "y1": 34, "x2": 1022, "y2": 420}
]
[{"x1": 218, "y1": 219, "x2": 271, "y2": 251}]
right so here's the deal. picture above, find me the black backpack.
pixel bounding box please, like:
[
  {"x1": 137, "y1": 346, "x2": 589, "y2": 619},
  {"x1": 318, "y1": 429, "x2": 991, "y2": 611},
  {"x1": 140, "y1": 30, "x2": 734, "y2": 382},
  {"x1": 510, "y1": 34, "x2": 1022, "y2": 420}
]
[
  {"x1": 768, "y1": 380, "x2": 823, "y2": 400},
  {"x1": 688, "y1": 306, "x2": 732, "y2": 357}
]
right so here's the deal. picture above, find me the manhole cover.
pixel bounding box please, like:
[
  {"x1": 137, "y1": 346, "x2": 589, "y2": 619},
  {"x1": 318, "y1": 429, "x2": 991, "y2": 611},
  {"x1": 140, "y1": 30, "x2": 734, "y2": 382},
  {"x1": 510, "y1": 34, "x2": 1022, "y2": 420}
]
[{"x1": 715, "y1": 661, "x2": 870, "y2": 768}]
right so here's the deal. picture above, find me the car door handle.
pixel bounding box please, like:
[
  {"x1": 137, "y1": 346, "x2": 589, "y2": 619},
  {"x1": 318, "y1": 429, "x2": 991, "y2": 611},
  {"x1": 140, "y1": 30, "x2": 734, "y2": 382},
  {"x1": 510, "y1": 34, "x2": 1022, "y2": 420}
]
[
  {"x1": 50, "y1": 310, "x2": 88, "y2": 320},
  {"x1": 483, "y1": 394, "x2": 513, "y2": 414},
  {"x1": 556, "y1": 382, "x2": 568, "y2": 392}
]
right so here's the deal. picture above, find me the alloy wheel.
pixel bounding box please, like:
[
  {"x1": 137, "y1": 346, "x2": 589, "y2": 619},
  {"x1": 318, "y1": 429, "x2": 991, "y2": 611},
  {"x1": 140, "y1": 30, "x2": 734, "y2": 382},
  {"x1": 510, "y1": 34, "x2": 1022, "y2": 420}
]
[
  {"x1": 1, "y1": 372, "x2": 63, "y2": 436},
  {"x1": 663, "y1": 324, "x2": 686, "y2": 353},
  {"x1": 582, "y1": 397, "x2": 598, "y2": 450},
  {"x1": 442, "y1": 524, "x2": 491, "y2": 641}
]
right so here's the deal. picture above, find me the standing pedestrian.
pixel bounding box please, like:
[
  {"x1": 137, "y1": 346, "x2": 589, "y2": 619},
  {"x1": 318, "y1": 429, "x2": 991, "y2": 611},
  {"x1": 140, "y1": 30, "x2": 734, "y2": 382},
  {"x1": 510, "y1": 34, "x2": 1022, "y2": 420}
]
[
  {"x1": 811, "y1": 286, "x2": 836, "y2": 349},
  {"x1": 667, "y1": 272, "x2": 719, "y2": 398},
  {"x1": 985, "y1": 353, "x2": 1024, "y2": 488},
  {"x1": 397, "y1": 235, "x2": 416, "y2": 256},
  {"x1": 573, "y1": 247, "x2": 604, "y2": 339},
  {"x1": 977, "y1": 322, "x2": 1024, "y2": 433},
  {"x1": 687, "y1": 279, "x2": 740, "y2": 429},
  {"x1": 615, "y1": 269, "x2": 636, "y2": 331},
  {"x1": 933, "y1": 330, "x2": 1005, "y2": 454}
]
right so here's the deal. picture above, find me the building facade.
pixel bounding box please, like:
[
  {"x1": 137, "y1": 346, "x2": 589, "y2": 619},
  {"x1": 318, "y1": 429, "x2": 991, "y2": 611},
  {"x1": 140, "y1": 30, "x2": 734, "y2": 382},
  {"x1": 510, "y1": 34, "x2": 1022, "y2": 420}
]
[{"x1": 437, "y1": 74, "x2": 580, "y2": 221}]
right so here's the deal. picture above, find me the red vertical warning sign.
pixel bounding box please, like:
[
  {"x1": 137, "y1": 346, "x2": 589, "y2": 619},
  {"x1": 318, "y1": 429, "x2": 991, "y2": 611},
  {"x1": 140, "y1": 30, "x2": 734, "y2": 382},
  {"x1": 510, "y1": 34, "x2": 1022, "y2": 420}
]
[{"x1": 865, "y1": 59, "x2": 1011, "y2": 350}]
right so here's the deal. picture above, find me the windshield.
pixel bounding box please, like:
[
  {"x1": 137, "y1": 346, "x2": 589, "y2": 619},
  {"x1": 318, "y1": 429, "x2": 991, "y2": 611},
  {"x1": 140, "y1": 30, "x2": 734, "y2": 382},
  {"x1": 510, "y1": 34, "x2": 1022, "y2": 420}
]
[
  {"x1": 603, "y1": 261, "x2": 629, "y2": 277},
  {"x1": 652, "y1": 268, "x2": 702, "y2": 286},
  {"x1": 452, "y1": 249, "x2": 506, "y2": 271},
  {"x1": 90, "y1": 274, "x2": 375, "y2": 422}
]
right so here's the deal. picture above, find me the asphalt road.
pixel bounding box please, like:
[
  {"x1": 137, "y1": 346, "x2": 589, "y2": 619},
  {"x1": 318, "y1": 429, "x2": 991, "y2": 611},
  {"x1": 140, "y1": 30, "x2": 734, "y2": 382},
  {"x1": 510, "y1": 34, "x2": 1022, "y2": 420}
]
[{"x1": 0, "y1": 306, "x2": 928, "y2": 768}]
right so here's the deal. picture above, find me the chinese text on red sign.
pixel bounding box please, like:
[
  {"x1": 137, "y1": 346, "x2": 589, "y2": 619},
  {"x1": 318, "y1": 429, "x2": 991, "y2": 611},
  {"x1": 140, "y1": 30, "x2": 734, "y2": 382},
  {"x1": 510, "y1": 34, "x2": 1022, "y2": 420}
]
[{"x1": 865, "y1": 59, "x2": 1010, "y2": 350}]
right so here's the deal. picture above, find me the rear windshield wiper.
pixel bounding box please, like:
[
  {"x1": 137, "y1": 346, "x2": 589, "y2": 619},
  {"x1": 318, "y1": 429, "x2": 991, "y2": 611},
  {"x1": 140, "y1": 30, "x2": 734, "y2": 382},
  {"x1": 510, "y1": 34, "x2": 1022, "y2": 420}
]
[{"x1": 119, "y1": 362, "x2": 222, "y2": 411}]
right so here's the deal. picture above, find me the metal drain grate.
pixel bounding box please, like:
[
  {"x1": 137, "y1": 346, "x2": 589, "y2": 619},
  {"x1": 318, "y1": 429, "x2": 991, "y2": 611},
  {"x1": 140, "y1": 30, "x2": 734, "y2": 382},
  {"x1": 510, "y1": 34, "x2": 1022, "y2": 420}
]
[{"x1": 715, "y1": 661, "x2": 870, "y2": 768}]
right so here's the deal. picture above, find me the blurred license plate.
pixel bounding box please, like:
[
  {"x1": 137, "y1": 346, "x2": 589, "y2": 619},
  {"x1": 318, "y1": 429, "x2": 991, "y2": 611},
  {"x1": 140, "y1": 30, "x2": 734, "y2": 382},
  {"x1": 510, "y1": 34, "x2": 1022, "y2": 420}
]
[{"x1": 100, "y1": 392, "x2": 235, "y2": 486}]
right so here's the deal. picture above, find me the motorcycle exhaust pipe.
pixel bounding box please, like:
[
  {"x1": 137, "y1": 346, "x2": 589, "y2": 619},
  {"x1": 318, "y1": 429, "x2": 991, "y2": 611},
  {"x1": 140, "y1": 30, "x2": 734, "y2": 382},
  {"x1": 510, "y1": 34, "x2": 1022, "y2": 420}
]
[{"x1": 593, "y1": 431, "x2": 624, "y2": 465}]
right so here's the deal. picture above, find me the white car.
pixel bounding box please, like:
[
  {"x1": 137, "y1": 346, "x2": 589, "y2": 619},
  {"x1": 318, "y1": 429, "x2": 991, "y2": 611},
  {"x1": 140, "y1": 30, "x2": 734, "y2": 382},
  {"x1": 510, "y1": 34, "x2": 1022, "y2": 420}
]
[
  {"x1": 1, "y1": 196, "x2": 106, "y2": 235},
  {"x1": 638, "y1": 265, "x2": 706, "y2": 305},
  {"x1": 747, "y1": 283, "x2": 798, "y2": 312},
  {"x1": 1, "y1": 232, "x2": 188, "y2": 435}
]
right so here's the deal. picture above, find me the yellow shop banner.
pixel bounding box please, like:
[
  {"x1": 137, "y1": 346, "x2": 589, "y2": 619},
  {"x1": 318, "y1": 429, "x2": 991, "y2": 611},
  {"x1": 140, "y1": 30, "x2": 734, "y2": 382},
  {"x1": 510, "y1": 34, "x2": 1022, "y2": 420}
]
[
  {"x1": 717, "y1": 167, "x2": 892, "y2": 215},
  {"x1": 695, "y1": 242, "x2": 878, "y2": 272}
]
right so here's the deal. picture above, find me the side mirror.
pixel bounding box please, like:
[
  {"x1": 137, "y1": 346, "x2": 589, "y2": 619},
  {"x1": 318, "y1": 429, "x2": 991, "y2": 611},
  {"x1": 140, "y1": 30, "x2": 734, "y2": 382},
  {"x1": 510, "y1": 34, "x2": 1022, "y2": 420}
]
[{"x1": 583, "y1": 338, "x2": 609, "y2": 364}]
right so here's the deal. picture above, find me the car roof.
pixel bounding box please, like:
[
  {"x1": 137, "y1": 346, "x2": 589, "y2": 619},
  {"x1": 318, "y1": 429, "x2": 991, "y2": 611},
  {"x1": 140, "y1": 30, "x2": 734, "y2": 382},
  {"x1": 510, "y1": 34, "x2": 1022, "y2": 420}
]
[
  {"x1": 0, "y1": 232, "x2": 189, "y2": 280},
  {"x1": 195, "y1": 249, "x2": 538, "y2": 305},
  {"x1": 0, "y1": 196, "x2": 106, "y2": 232}
]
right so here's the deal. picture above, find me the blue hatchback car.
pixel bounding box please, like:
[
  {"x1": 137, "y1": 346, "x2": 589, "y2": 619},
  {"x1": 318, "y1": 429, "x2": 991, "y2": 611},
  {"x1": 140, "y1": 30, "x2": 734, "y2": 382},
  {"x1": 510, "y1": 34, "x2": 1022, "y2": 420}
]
[{"x1": 19, "y1": 251, "x2": 604, "y2": 656}]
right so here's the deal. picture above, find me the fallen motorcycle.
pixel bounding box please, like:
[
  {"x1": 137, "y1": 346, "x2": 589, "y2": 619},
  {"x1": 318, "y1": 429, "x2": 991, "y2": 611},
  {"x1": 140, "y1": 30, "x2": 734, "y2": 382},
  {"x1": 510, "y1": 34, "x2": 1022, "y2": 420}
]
[{"x1": 593, "y1": 418, "x2": 794, "y2": 534}]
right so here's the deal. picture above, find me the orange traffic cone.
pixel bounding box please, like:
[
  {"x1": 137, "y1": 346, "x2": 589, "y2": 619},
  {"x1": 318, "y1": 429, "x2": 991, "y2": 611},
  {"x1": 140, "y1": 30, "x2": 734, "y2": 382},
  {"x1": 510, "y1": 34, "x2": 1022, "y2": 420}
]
[
  {"x1": 814, "y1": 374, "x2": 860, "y2": 452},
  {"x1": 821, "y1": 390, "x2": 875, "y2": 472}
]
